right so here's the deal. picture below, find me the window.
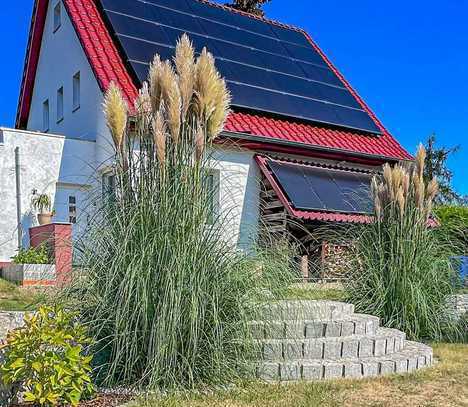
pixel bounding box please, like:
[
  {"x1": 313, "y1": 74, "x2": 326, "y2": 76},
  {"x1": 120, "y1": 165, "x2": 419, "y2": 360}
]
[
  {"x1": 42, "y1": 100, "x2": 49, "y2": 132},
  {"x1": 68, "y1": 196, "x2": 77, "y2": 224},
  {"x1": 205, "y1": 169, "x2": 220, "y2": 224},
  {"x1": 73, "y1": 72, "x2": 80, "y2": 111},
  {"x1": 57, "y1": 86, "x2": 64, "y2": 123},
  {"x1": 102, "y1": 173, "x2": 116, "y2": 204},
  {"x1": 53, "y1": 2, "x2": 61, "y2": 32}
]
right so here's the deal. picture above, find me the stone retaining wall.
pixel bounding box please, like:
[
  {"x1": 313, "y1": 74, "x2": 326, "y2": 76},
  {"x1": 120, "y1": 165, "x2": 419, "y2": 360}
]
[{"x1": 0, "y1": 312, "x2": 25, "y2": 339}]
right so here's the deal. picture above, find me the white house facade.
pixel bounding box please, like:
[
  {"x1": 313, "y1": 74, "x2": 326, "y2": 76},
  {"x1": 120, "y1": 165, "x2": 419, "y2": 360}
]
[{"x1": 2, "y1": 0, "x2": 412, "y2": 277}]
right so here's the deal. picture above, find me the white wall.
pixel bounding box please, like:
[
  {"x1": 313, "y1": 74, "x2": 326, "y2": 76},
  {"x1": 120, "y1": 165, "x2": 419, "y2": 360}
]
[
  {"x1": 210, "y1": 146, "x2": 260, "y2": 250},
  {"x1": 0, "y1": 128, "x2": 95, "y2": 262},
  {"x1": 26, "y1": 0, "x2": 107, "y2": 144}
]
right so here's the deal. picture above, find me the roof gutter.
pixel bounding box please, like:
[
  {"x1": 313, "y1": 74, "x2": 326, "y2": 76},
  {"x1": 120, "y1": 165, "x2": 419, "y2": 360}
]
[{"x1": 221, "y1": 130, "x2": 411, "y2": 164}]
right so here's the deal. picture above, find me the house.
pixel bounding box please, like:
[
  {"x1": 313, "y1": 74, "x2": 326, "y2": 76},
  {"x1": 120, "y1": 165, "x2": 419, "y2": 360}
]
[{"x1": 1, "y1": 0, "x2": 411, "y2": 278}]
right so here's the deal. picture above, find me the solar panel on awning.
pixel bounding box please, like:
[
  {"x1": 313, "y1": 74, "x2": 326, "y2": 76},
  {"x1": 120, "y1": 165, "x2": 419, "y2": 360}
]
[{"x1": 266, "y1": 159, "x2": 373, "y2": 215}]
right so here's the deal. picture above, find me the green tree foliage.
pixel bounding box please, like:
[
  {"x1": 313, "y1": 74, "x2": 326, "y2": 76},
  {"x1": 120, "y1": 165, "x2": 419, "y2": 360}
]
[
  {"x1": 424, "y1": 133, "x2": 462, "y2": 204},
  {"x1": 226, "y1": 0, "x2": 271, "y2": 16},
  {"x1": 1, "y1": 306, "x2": 95, "y2": 406},
  {"x1": 434, "y1": 205, "x2": 468, "y2": 254}
]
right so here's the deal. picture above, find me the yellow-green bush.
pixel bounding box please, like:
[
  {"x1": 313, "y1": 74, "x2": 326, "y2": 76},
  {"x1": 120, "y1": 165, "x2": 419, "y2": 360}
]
[{"x1": 1, "y1": 306, "x2": 95, "y2": 406}]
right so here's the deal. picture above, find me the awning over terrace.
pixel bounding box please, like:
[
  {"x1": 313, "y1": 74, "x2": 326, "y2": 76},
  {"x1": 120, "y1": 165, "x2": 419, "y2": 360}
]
[{"x1": 255, "y1": 156, "x2": 375, "y2": 224}]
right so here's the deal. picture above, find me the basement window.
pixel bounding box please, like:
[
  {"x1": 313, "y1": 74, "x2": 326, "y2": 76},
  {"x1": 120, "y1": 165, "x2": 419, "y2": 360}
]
[
  {"x1": 57, "y1": 86, "x2": 64, "y2": 123},
  {"x1": 42, "y1": 100, "x2": 49, "y2": 132},
  {"x1": 53, "y1": 3, "x2": 62, "y2": 32},
  {"x1": 73, "y1": 72, "x2": 80, "y2": 111}
]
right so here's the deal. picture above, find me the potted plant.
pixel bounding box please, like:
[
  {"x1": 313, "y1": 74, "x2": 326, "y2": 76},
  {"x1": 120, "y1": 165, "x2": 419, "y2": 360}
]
[{"x1": 32, "y1": 193, "x2": 53, "y2": 225}]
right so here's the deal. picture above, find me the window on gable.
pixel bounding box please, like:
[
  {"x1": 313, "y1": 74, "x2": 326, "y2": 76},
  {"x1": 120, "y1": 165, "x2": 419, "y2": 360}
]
[
  {"x1": 68, "y1": 195, "x2": 77, "y2": 224},
  {"x1": 73, "y1": 72, "x2": 80, "y2": 111},
  {"x1": 57, "y1": 87, "x2": 64, "y2": 123},
  {"x1": 53, "y1": 2, "x2": 61, "y2": 32},
  {"x1": 42, "y1": 100, "x2": 49, "y2": 132}
]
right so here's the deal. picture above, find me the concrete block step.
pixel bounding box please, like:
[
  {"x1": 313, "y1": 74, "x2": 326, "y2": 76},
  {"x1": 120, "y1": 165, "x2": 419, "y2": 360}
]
[
  {"x1": 250, "y1": 314, "x2": 380, "y2": 340},
  {"x1": 257, "y1": 341, "x2": 432, "y2": 381},
  {"x1": 257, "y1": 300, "x2": 355, "y2": 321},
  {"x1": 259, "y1": 328, "x2": 406, "y2": 361}
]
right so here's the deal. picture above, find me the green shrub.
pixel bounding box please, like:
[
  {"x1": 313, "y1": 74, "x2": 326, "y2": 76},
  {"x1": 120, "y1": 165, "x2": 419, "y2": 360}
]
[
  {"x1": 345, "y1": 146, "x2": 461, "y2": 341},
  {"x1": 434, "y1": 205, "x2": 468, "y2": 254},
  {"x1": 11, "y1": 245, "x2": 50, "y2": 264},
  {"x1": 1, "y1": 306, "x2": 95, "y2": 406}
]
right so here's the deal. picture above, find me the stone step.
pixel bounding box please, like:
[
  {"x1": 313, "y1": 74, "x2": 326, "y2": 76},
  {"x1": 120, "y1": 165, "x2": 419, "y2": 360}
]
[
  {"x1": 257, "y1": 301, "x2": 355, "y2": 321},
  {"x1": 257, "y1": 341, "x2": 432, "y2": 381},
  {"x1": 259, "y1": 328, "x2": 406, "y2": 361},
  {"x1": 250, "y1": 313, "x2": 380, "y2": 340}
]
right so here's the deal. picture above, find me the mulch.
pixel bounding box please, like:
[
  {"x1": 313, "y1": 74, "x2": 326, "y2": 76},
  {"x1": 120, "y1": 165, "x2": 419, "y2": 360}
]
[{"x1": 12, "y1": 393, "x2": 133, "y2": 407}]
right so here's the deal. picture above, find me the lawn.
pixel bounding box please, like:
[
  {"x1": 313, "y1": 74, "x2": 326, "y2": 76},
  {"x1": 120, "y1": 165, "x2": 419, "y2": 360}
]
[
  {"x1": 0, "y1": 278, "x2": 45, "y2": 311},
  {"x1": 130, "y1": 343, "x2": 468, "y2": 407},
  {"x1": 282, "y1": 283, "x2": 347, "y2": 302}
]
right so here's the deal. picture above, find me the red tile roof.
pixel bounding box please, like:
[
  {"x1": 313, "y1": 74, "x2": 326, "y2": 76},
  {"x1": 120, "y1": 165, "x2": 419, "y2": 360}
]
[{"x1": 16, "y1": 0, "x2": 412, "y2": 162}]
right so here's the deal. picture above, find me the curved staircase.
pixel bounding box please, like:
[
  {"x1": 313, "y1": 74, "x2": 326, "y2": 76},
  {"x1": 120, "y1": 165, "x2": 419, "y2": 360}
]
[{"x1": 252, "y1": 300, "x2": 433, "y2": 381}]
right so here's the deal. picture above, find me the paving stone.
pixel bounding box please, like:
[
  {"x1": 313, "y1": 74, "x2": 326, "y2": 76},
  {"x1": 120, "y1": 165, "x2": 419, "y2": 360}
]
[
  {"x1": 341, "y1": 320, "x2": 355, "y2": 336},
  {"x1": 342, "y1": 339, "x2": 359, "y2": 358},
  {"x1": 263, "y1": 342, "x2": 282, "y2": 360},
  {"x1": 395, "y1": 358, "x2": 408, "y2": 373},
  {"x1": 302, "y1": 364, "x2": 323, "y2": 380},
  {"x1": 305, "y1": 322, "x2": 324, "y2": 338},
  {"x1": 374, "y1": 338, "x2": 387, "y2": 356},
  {"x1": 304, "y1": 341, "x2": 323, "y2": 359},
  {"x1": 280, "y1": 363, "x2": 300, "y2": 381},
  {"x1": 380, "y1": 360, "x2": 395, "y2": 375},
  {"x1": 324, "y1": 340, "x2": 342, "y2": 359},
  {"x1": 386, "y1": 336, "x2": 395, "y2": 354},
  {"x1": 365, "y1": 319, "x2": 376, "y2": 334},
  {"x1": 283, "y1": 342, "x2": 302, "y2": 360},
  {"x1": 285, "y1": 322, "x2": 304, "y2": 339},
  {"x1": 417, "y1": 355, "x2": 426, "y2": 368},
  {"x1": 344, "y1": 362, "x2": 362, "y2": 378},
  {"x1": 407, "y1": 356, "x2": 418, "y2": 372},
  {"x1": 324, "y1": 362, "x2": 343, "y2": 379},
  {"x1": 257, "y1": 363, "x2": 280, "y2": 380},
  {"x1": 359, "y1": 338, "x2": 374, "y2": 357},
  {"x1": 354, "y1": 320, "x2": 366, "y2": 335},
  {"x1": 361, "y1": 361, "x2": 379, "y2": 377},
  {"x1": 265, "y1": 322, "x2": 284, "y2": 339},
  {"x1": 325, "y1": 322, "x2": 342, "y2": 337}
]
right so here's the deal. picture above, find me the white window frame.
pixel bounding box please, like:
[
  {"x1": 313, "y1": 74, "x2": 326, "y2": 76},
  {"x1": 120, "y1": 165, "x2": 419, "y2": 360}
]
[
  {"x1": 57, "y1": 86, "x2": 64, "y2": 123},
  {"x1": 73, "y1": 71, "x2": 80, "y2": 112},
  {"x1": 53, "y1": 2, "x2": 61, "y2": 32},
  {"x1": 42, "y1": 99, "x2": 49, "y2": 132}
]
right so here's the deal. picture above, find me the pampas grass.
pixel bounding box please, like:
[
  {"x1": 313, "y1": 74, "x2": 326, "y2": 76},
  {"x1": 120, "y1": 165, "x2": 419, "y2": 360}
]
[
  {"x1": 346, "y1": 144, "x2": 461, "y2": 340},
  {"x1": 103, "y1": 83, "x2": 127, "y2": 151},
  {"x1": 68, "y1": 35, "x2": 293, "y2": 390}
]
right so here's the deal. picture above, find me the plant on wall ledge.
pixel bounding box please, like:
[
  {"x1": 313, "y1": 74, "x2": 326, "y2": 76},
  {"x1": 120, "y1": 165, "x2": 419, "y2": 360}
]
[
  {"x1": 32, "y1": 193, "x2": 54, "y2": 225},
  {"x1": 11, "y1": 245, "x2": 50, "y2": 265}
]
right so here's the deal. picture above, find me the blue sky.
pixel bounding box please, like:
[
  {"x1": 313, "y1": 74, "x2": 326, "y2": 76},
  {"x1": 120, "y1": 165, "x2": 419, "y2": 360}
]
[{"x1": 1, "y1": 0, "x2": 466, "y2": 195}]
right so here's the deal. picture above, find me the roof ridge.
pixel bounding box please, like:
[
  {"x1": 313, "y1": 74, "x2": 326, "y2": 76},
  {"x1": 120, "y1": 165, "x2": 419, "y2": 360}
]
[{"x1": 195, "y1": 0, "x2": 304, "y2": 32}]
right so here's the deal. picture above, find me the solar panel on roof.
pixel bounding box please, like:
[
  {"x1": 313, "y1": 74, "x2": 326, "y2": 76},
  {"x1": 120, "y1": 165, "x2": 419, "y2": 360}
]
[
  {"x1": 99, "y1": 0, "x2": 382, "y2": 135},
  {"x1": 268, "y1": 160, "x2": 373, "y2": 214}
]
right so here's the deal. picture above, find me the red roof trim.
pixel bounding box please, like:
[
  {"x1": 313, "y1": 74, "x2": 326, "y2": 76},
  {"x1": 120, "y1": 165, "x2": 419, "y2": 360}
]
[
  {"x1": 255, "y1": 155, "x2": 373, "y2": 224},
  {"x1": 16, "y1": 0, "x2": 48, "y2": 129}
]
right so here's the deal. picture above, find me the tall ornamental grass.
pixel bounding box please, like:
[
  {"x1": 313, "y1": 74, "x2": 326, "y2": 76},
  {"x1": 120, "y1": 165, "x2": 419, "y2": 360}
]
[
  {"x1": 346, "y1": 146, "x2": 461, "y2": 341},
  {"x1": 65, "y1": 35, "x2": 294, "y2": 389}
]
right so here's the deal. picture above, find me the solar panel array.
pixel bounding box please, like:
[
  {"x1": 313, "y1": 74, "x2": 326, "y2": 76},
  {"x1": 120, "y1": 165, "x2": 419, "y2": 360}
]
[
  {"x1": 99, "y1": 0, "x2": 382, "y2": 134},
  {"x1": 268, "y1": 160, "x2": 373, "y2": 214}
]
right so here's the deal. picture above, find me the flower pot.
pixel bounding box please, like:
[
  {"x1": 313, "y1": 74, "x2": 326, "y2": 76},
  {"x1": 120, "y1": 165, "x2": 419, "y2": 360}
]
[{"x1": 37, "y1": 213, "x2": 53, "y2": 225}]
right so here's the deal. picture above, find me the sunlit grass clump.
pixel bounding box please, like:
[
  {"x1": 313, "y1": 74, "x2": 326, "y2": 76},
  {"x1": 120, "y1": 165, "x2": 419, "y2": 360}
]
[{"x1": 346, "y1": 146, "x2": 461, "y2": 341}]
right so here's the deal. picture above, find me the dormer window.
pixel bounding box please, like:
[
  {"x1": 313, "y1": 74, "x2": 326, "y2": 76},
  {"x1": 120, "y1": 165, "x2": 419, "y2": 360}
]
[{"x1": 53, "y1": 3, "x2": 61, "y2": 32}]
